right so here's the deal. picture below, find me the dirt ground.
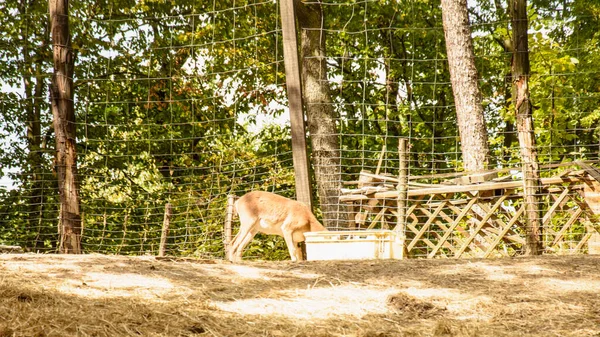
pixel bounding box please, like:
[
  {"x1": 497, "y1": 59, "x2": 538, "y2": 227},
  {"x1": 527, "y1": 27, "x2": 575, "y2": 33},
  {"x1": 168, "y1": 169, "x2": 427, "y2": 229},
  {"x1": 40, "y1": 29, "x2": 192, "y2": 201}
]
[{"x1": 0, "y1": 254, "x2": 599, "y2": 337}]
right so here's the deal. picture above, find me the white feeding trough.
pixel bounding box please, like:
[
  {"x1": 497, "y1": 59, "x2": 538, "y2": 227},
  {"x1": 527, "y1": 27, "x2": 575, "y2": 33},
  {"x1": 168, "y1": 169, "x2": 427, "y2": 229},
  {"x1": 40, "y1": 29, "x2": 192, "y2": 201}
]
[{"x1": 304, "y1": 230, "x2": 405, "y2": 261}]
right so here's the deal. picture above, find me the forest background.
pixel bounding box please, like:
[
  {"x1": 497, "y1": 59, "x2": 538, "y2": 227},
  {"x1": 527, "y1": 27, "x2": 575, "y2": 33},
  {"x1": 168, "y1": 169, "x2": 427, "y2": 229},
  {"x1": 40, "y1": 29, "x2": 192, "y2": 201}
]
[{"x1": 0, "y1": 0, "x2": 598, "y2": 259}]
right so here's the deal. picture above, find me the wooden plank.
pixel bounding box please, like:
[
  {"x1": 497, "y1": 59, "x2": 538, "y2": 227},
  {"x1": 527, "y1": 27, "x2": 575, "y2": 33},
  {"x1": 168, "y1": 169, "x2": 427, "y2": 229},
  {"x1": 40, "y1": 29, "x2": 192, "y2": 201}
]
[
  {"x1": 504, "y1": 234, "x2": 526, "y2": 245},
  {"x1": 430, "y1": 223, "x2": 459, "y2": 254},
  {"x1": 0, "y1": 245, "x2": 23, "y2": 253},
  {"x1": 367, "y1": 207, "x2": 388, "y2": 230},
  {"x1": 483, "y1": 205, "x2": 525, "y2": 258},
  {"x1": 224, "y1": 195, "x2": 236, "y2": 258},
  {"x1": 339, "y1": 194, "x2": 370, "y2": 202},
  {"x1": 551, "y1": 207, "x2": 583, "y2": 247},
  {"x1": 478, "y1": 228, "x2": 509, "y2": 257},
  {"x1": 475, "y1": 197, "x2": 513, "y2": 233},
  {"x1": 542, "y1": 187, "x2": 570, "y2": 226},
  {"x1": 158, "y1": 203, "x2": 172, "y2": 257},
  {"x1": 393, "y1": 195, "x2": 425, "y2": 232},
  {"x1": 415, "y1": 204, "x2": 458, "y2": 254},
  {"x1": 355, "y1": 209, "x2": 369, "y2": 227},
  {"x1": 375, "y1": 145, "x2": 387, "y2": 175},
  {"x1": 279, "y1": 0, "x2": 312, "y2": 208},
  {"x1": 360, "y1": 171, "x2": 400, "y2": 184},
  {"x1": 358, "y1": 170, "x2": 376, "y2": 188},
  {"x1": 403, "y1": 161, "x2": 586, "y2": 183},
  {"x1": 374, "y1": 176, "x2": 588, "y2": 199},
  {"x1": 407, "y1": 202, "x2": 446, "y2": 251},
  {"x1": 454, "y1": 195, "x2": 508, "y2": 258},
  {"x1": 396, "y1": 138, "x2": 409, "y2": 235},
  {"x1": 363, "y1": 186, "x2": 396, "y2": 195},
  {"x1": 583, "y1": 180, "x2": 600, "y2": 215},
  {"x1": 576, "y1": 161, "x2": 600, "y2": 183},
  {"x1": 455, "y1": 171, "x2": 499, "y2": 185},
  {"x1": 575, "y1": 232, "x2": 593, "y2": 252},
  {"x1": 406, "y1": 223, "x2": 438, "y2": 250},
  {"x1": 582, "y1": 221, "x2": 599, "y2": 253},
  {"x1": 558, "y1": 169, "x2": 573, "y2": 177}
]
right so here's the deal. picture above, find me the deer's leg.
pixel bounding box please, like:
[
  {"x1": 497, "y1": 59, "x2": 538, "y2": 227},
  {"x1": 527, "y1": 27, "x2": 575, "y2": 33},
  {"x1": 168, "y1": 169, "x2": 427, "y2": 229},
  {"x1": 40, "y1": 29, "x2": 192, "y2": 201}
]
[
  {"x1": 227, "y1": 230, "x2": 244, "y2": 261},
  {"x1": 232, "y1": 228, "x2": 257, "y2": 262},
  {"x1": 229, "y1": 219, "x2": 255, "y2": 261},
  {"x1": 282, "y1": 229, "x2": 303, "y2": 262}
]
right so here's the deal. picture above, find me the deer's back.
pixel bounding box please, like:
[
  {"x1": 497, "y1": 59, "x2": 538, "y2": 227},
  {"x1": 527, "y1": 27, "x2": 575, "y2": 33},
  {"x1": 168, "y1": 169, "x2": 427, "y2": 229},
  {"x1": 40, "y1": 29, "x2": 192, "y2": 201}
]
[{"x1": 236, "y1": 191, "x2": 316, "y2": 226}]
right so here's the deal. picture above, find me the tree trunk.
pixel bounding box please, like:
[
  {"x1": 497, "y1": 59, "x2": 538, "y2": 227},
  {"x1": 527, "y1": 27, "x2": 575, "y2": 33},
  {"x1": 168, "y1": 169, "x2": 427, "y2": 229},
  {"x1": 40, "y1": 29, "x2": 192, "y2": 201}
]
[
  {"x1": 20, "y1": 0, "x2": 48, "y2": 250},
  {"x1": 440, "y1": 0, "x2": 490, "y2": 173},
  {"x1": 49, "y1": 0, "x2": 82, "y2": 254},
  {"x1": 295, "y1": 0, "x2": 342, "y2": 228},
  {"x1": 511, "y1": 0, "x2": 542, "y2": 255}
]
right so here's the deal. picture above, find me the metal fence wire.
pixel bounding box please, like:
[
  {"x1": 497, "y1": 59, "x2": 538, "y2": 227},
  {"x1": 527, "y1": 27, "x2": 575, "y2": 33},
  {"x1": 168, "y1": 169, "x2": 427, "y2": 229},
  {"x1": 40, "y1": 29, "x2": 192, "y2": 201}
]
[{"x1": 0, "y1": 0, "x2": 599, "y2": 258}]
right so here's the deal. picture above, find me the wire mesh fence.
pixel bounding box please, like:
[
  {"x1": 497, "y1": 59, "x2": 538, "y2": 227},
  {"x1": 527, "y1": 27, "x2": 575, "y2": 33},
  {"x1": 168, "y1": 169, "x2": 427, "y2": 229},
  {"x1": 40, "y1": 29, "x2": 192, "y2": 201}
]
[{"x1": 0, "y1": 0, "x2": 599, "y2": 259}]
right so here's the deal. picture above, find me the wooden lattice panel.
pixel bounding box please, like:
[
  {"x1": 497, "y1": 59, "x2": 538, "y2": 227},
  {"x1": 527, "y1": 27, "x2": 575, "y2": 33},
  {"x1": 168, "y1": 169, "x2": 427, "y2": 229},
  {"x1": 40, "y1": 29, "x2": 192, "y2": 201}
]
[{"x1": 340, "y1": 165, "x2": 600, "y2": 258}]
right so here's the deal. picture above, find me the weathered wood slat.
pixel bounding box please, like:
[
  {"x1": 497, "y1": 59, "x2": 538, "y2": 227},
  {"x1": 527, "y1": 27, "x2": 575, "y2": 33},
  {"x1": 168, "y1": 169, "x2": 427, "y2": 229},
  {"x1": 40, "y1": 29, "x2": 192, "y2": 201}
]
[
  {"x1": 543, "y1": 187, "x2": 571, "y2": 226},
  {"x1": 339, "y1": 195, "x2": 370, "y2": 202},
  {"x1": 427, "y1": 198, "x2": 477, "y2": 258},
  {"x1": 474, "y1": 197, "x2": 515, "y2": 235},
  {"x1": 0, "y1": 245, "x2": 23, "y2": 253},
  {"x1": 406, "y1": 202, "x2": 446, "y2": 252},
  {"x1": 550, "y1": 207, "x2": 583, "y2": 247},
  {"x1": 574, "y1": 232, "x2": 592, "y2": 252},
  {"x1": 454, "y1": 171, "x2": 499, "y2": 185},
  {"x1": 576, "y1": 161, "x2": 600, "y2": 183},
  {"x1": 340, "y1": 186, "x2": 396, "y2": 196},
  {"x1": 483, "y1": 205, "x2": 525, "y2": 258},
  {"x1": 396, "y1": 196, "x2": 424, "y2": 232},
  {"x1": 454, "y1": 195, "x2": 508, "y2": 258},
  {"x1": 478, "y1": 227, "x2": 511, "y2": 257},
  {"x1": 406, "y1": 223, "x2": 438, "y2": 251},
  {"x1": 367, "y1": 207, "x2": 388, "y2": 230},
  {"x1": 279, "y1": 0, "x2": 313, "y2": 208},
  {"x1": 414, "y1": 205, "x2": 459, "y2": 254},
  {"x1": 373, "y1": 176, "x2": 587, "y2": 199},
  {"x1": 359, "y1": 171, "x2": 400, "y2": 184}
]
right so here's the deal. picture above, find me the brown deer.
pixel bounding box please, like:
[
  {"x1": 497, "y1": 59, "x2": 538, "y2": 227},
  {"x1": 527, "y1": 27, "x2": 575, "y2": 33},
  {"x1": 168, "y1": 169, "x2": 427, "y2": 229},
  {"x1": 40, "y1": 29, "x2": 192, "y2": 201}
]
[{"x1": 227, "y1": 191, "x2": 327, "y2": 262}]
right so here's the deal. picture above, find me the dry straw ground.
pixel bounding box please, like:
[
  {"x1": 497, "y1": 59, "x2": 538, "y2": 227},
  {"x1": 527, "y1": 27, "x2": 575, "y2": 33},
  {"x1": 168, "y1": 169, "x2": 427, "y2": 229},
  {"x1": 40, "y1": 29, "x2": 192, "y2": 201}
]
[{"x1": 0, "y1": 254, "x2": 599, "y2": 337}]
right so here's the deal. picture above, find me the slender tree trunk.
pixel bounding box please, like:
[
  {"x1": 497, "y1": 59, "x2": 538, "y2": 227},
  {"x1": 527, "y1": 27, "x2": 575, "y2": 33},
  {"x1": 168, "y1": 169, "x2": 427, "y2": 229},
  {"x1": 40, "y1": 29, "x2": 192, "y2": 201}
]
[
  {"x1": 49, "y1": 0, "x2": 82, "y2": 254},
  {"x1": 511, "y1": 0, "x2": 542, "y2": 255},
  {"x1": 441, "y1": 0, "x2": 489, "y2": 173},
  {"x1": 20, "y1": 0, "x2": 49, "y2": 250},
  {"x1": 295, "y1": 0, "x2": 342, "y2": 228},
  {"x1": 21, "y1": 0, "x2": 39, "y2": 245},
  {"x1": 29, "y1": 63, "x2": 47, "y2": 250}
]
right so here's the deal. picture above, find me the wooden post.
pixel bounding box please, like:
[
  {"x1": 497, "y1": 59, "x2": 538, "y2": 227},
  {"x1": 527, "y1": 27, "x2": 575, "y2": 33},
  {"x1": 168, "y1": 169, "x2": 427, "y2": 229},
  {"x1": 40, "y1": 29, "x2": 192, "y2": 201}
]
[
  {"x1": 0, "y1": 245, "x2": 24, "y2": 253},
  {"x1": 49, "y1": 0, "x2": 82, "y2": 254},
  {"x1": 511, "y1": 0, "x2": 542, "y2": 255},
  {"x1": 375, "y1": 145, "x2": 387, "y2": 176},
  {"x1": 279, "y1": 0, "x2": 313, "y2": 208},
  {"x1": 224, "y1": 195, "x2": 236, "y2": 258},
  {"x1": 396, "y1": 139, "x2": 409, "y2": 234},
  {"x1": 158, "y1": 203, "x2": 172, "y2": 257}
]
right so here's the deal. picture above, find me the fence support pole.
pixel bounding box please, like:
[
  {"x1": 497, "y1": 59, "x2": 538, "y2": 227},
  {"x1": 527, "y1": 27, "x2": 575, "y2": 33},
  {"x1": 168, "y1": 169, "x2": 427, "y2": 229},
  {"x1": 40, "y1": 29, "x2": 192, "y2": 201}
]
[
  {"x1": 158, "y1": 203, "x2": 172, "y2": 257},
  {"x1": 224, "y1": 195, "x2": 236, "y2": 259},
  {"x1": 396, "y1": 138, "x2": 409, "y2": 258},
  {"x1": 279, "y1": 0, "x2": 313, "y2": 208},
  {"x1": 396, "y1": 138, "x2": 409, "y2": 234}
]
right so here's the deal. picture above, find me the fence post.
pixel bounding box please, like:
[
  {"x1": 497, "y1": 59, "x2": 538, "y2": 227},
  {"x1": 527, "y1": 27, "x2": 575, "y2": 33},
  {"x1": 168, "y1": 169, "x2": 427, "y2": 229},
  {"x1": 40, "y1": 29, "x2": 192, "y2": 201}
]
[
  {"x1": 224, "y1": 195, "x2": 236, "y2": 259},
  {"x1": 158, "y1": 203, "x2": 172, "y2": 257},
  {"x1": 396, "y1": 138, "x2": 409, "y2": 234},
  {"x1": 279, "y1": 0, "x2": 313, "y2": 208}
]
